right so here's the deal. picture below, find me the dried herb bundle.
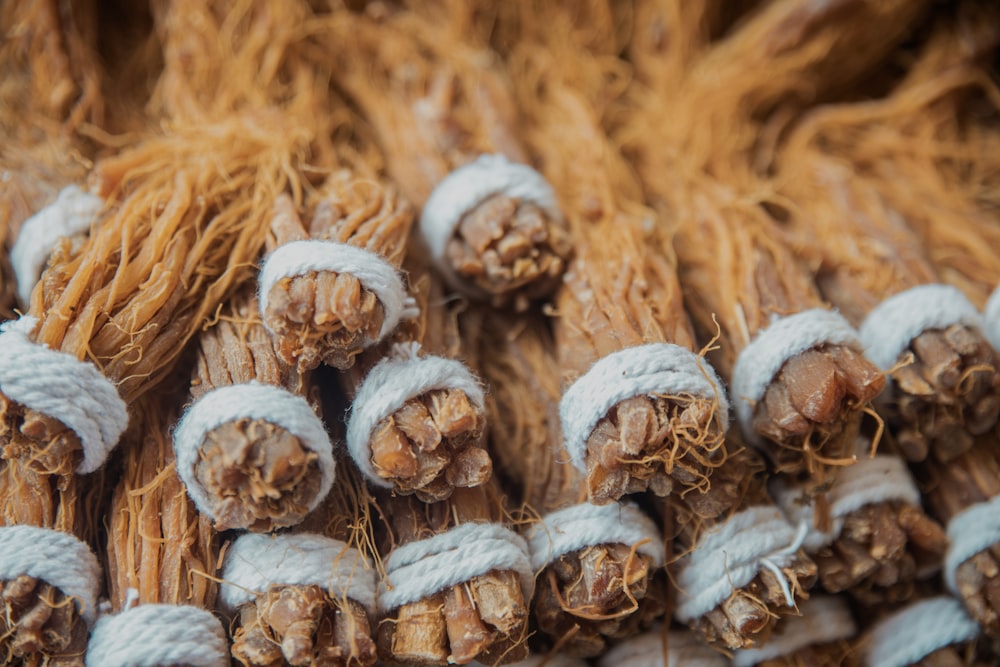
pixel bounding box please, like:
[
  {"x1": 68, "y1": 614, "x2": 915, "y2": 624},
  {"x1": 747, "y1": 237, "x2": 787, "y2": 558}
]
[
  {"x1": 225, "y1": 460, "x2": 379, "y2": 667},
  {"x1": 342, "y1": 261, "x2": 490, "y2": 501},
  {"x1": 505, "y1": 18, "x2": 728, "y2": 504},
  {"x1": 732, "y1": 596, "x2": 858, "y2": 667},
  {"x1": 176, "y1": 288, "x2": 334, "y2": 532},
  {"x1": 461, "y1": 307, "x2": 666, "y2": 656},
  {"x1": 322, "y1": 7, "x2": 572, "y2": 309}
]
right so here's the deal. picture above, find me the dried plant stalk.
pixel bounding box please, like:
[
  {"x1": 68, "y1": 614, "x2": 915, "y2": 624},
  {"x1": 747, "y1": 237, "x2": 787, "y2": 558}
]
[
  {"x1": 342, "y1": 261, "x2": 490, "y2": 501},
  {"x1": 181, "y1": 288, "x2": 331, "y2": 532},
  {"x1": 668, "y1": 442, "x2": 818, "y2": 649},
  {"x1": 228, "y1": 460, "x2": 378, "y2": 667},
  {"x1": 321, "y1": 7, "x2": 572, "y2": 309},
  {"x1": 261, "y1": 172, "x2": 414, "y2": 371},
  {"x1": 506, "y1": 28, "x2": 728, "y2": 503},
  {"x1": 373, "y1": 481, "x2": 530, "y2": 665},
  {"x1": 732, "y1": 595, "x2": 858, "y2": 667},
  {"x1": 461, "y1": 307, "x2": 667, "y2": 656}
]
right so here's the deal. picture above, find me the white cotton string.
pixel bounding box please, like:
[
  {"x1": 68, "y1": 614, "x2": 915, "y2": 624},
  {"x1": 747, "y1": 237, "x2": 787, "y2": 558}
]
[
  {"x1": 860, "y1": 284, "x2": 983, "y2": 371},
  {"x1": 596, "y1": 627, "x2": 729, "y2": 667},
  {"x1": 219, "y1": 532, "x2": 377, "y2": 618},
  {"x1": 0, "y1": 316, "x2": 128, "y2": 473},
  {"x1": 772, "y1": 456, "x2": 921, "y2": 551},
  {"x1": 173, "y1": 382, "x2": 335, "y2": 520},
  {"x1": 258, "y1": 240, "x2": 418, "y2": 343},
  {"x1": 378, "y1": 522, "x2": 533, "y2": 613},
  {"x1": 733, "y1": 596, "x2": 857, "y2": 667},
  {"x1": 420, "y1": 154, "x2": 562, "y2": 292},
  {"x1": 865, "y1": 596, "x2": 980, "y2": 667},
  {"x1": 525, "y1": 502, "x2": 665, "y2": 572},
  {"x1": 11, "y1": 185, "x2": 103, "y2": 305},
  {"x1": 985, "y1": 284, "x2": 1000, "y2": 353},
  {"x1": 559, "y1": 344, "x2": 730, "y2": 472},
  {"x1": 346, "y1": 342, "x2": 484, "y2": 487},
  {"x1": 944, "y1": 495, "x2": 1000, "y2": 593},
  {"x1": 0, "y1": 526, "x2": 101, "y2": 626},
  {"x1": 86, "y1": 604, "x2": 228, "y2": 667},
  {"x1": 674, "y1": 506, "x2": 808, "y2": 622},
  {"x1": 731, "y1": 309, "x2": 861, "y2": 444}
]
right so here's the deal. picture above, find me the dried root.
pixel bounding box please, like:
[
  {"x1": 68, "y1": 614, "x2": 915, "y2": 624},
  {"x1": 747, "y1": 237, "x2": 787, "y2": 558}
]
[{"x1": 0, "y1": 577, "x2": 87, "y2": 667}]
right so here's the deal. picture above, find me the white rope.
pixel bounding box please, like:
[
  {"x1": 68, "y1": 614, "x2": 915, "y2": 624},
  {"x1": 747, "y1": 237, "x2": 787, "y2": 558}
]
[
  {"x1": 945, "y1": 494, "x2": 1000, "y2": 593},
  {"x1": 258, "y1": 239, "x2": 418, "y2": 343},
  {"x1": 378, "y1": 522, "x2": 533, "y2": 613},
  {"x1": 346, "y1": 342, "x2": 484, "y2": 487},
  {"x1": 985, "y1": 284, "x2": 1000, "y2": 353},
  {"x1": 559, "y1": 343, "x2": 729, "y2": 472},
  {"x1": 0, "y1": 316, "x2": 127, "y2": 473},
  {"x1": 419, "y1": 153, "x2": 562, "y2": 292},
  {"x1": 11, "y1": 185, "x2": 103, "y2": 305},
  {"x1": 772, "y1": 456, "x2": 921, "y2": 551},
  {"x1": 0, "y1": 526, "x2": 101, "y2": 626},
  {"x1": 733, "y1": 596, "x2": 856, "y2": 666},
  {"x1": 860, "y1": 284, "x2": 983, "y2": 370},
  {"x1": 865, "y1": 596, "x2": 980, "y2": 667},
  {"x1": 173, "y1": 382, "x2": 335, "y2": 521},
  {"x1": 731, "y1": 309, "x2": 861, "y2": 444},
  {"x1": 674, "y1": 506, "x2": 808, "y2": 622},
  {"x1": 219, "y1": 532, "x2": 376, "y2": 618},
  {"x1": 596, "y1": 627, "x2": 729, "y2": 667},
  {"x1": 525, "y1": 502, "x2": 665, "y2": 572},
  {"x1": 86, "y1": 604, "x2": 228, "y2": 667}
]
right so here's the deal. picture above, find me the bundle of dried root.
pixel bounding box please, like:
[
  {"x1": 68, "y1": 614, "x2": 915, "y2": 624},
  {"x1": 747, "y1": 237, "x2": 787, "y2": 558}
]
[
  {"x1": 89, "y1": 389, "x2": 228, "y2": 667},
  {"x1": 504, "y1": 16, "x2": 728, "y2": 504},
  {"x1": 320, "y1": 6, "x2": 572, "y2": 309},
  {"x1": 342, "y1": 259, "x2": 490, "y2": 501},
  {"x1": 461, "y1": 307, "x2": 667, "y2": 657},
  {"x1": 730, "y1": 595, "x2": 857, "y2": 667},
  {"x1": 222, "y1": 460, "x2": 379, "y2": 667}
]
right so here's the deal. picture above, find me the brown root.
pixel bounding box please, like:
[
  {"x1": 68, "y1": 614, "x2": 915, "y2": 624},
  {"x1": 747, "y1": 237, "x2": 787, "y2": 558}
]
[
  {"x1": 377, "y1": 570, "x2": 529, "y2": 665},
  {"x1": 0, "y1": 576, "x2": 87, "y2": 667},
  {"x1": 752, "y1": 344, "x2": 885, "y2": 476},
  {"x1": 883, "y1": 326, "x2": 1000, "y2": 464},
  {"x1": 193, "y1": 418, "x2": 322, "y2": 532},
  {"x1": 446, "y1": 194, "x2": 572, "y2": 311},
  {"x1": 585, "y1": 393, "x2": 727, "y2": 505},
  {"x1": 368, "y1": 388, "x2": 490, "y2": 502},
  {"x1": 953, "y1": 543, "x2": 1000, "y2": 637},
  {"x1": 532, "y1": 545, "x2": 664, "y2": 658},
  {"x1": 231, "y1": 584, "x2": 376, "y2": 667}
]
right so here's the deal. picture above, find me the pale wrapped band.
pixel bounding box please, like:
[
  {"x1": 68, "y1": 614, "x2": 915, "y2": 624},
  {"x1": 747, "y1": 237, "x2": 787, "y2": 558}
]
[
  {"x1": 258, "y1": 240, "x2": 417, "y2": 343},
  {"x1": 346, "y1": 342, "x2": 484, "y2": 487},
  {"x1": 865, "y1": 597, "x2": 980, "y2": 667},
  {"x1": 12, "y1": 185, "x2": 102, "y2": 304},
  {"x1": 674, "y1": 506, "x2": 808, "y2": 622},
  {"x1": 596, "y1": 627, "x2": 729, "y2": 667},
  {"x1": 985, "y1": 284, "x2": 1000, "y2": 353},
  {"x1": 420, "y1": 153, "x2": 562, "y2": 291},
  {"x1": 733, "y1": 596, "x2": 856, "y2": 667},
  {"x1": 731, "y1": 309, "x2": 861, "y2": 444},
  {"x1": 525, "y1": 502, "x2": 665, "y2": 573},
  {"x1": 86, "y1": 604, "x2": 228, "y2": 667},
  {"x1": 378, "y1": 522, "x2": 533, "y2": 613},
  {"x1": 0, "y1": 316, "x2": 128, "y2": 473},
  {"x1": 220, "y1": 532, "x2": 376, "y2": 618},
  {"x1": 773, "y1": 456, "x2": 921, "y2": 551},
  {"x1": 173, "y1": 382, "x2": 335, "y2": 521},
  {"x1": 559, "y1": 343, "x2": 729, "y2": 472},
  {"x1": 860, "y1": 284, "x2": 982, "y2": 370},
  {"x1": 0, "y1": 526, "x2": 101, "y2": 626},
  {"x1": 945, "y1": 495, "x2": 1000, "y2": 592}
]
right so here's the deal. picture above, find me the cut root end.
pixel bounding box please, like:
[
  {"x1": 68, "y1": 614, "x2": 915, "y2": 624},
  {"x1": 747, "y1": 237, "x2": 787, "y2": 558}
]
[{"x1": 0, "y1": 576, "x2": 87, "y2": 667}]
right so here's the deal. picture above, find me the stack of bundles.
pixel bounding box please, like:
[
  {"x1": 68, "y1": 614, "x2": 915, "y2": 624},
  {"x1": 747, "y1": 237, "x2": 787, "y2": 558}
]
[{"x1": 2, "y1": 0, "x2": 1000, "y2": 666}]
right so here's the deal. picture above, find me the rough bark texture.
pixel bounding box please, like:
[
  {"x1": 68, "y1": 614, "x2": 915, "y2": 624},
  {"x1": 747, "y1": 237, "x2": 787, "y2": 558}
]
[
  {"x1": 321, "y1": 7, "x2": 572, "y2": 309},
  {"x1": 343, "y1": 262, "x2": 490, "y2": 501},
  {"x1": 373, "y1": 483, "x2": 530, "y2": 666},
  {"x1": 669, "y1": 444, "x2": 817, "y2": 649},
  {"x1": 461, "y1": 307, "x2": 666, "y2": 656}
]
